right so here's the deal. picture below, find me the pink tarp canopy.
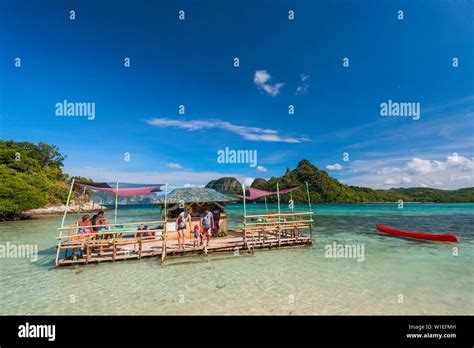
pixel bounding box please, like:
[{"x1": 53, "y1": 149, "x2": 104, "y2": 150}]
[
  {"x1": 236, "y1": 186, "x2": 302, "y2": 200},
  {"x1": 77, "y1": 183, "x2": 163, "y2": 197}
]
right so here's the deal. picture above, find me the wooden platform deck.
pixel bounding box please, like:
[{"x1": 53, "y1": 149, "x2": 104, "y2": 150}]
[{"x1": 57, "y1": 231, "x2": 312, "y2": 266}]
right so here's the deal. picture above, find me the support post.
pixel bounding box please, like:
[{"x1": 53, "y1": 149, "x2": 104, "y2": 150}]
[
  {"x1": 277, "y1": 182, "x2": 281, "y2": 246},
  {"x1": 241, "y1": 184, "x2": 247, "y2": 246},
  {"x1": 114, "y1": 180, "x2": 119, "y2": 225},
  {"x1": 89, "y1": 194, "x2": 95, "y2": 218},
  {"x1": 138, "y1": 235, "x2": 143, "y2": 259},
  {"x1": 55, "y1": 178, "x2": 75, "y2": 267},
  {"x1": 306, "y1": 181, "x2": 313, "y2": 240},
  {"x1": 85, "y1": 240, "x2": 90, "y2": 265},
  {"x1": 161, "y1": 183, "x2": 168, "y2": 263},
  {"x1": 161, "y1": 229, "x2": 167, "y2": 262},
  {"x1": 76, "y1": 186, "x2": 86, "y2": 220},
  {"x1": 163, "y1": 183, "x2": 168, "y2": 220}
]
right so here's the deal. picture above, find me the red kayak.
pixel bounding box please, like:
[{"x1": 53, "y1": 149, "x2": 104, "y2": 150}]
[{"x1": 376, "y1": 224, "x2": 458, "y2": 242}]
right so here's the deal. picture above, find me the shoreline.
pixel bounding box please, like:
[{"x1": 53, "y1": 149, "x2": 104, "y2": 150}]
[
  {"x1": 1, "y1": 202, "x2": 108, "y2": 221},
  {"x1": 242, "y1": 201, "x2": 468, "y2": 204},
  {"x1": 1, "y1": 201, "x2": 471, "y2": 222},
  {"x1": 24, "y1": 202, "x2": 108, "y2": 216}
]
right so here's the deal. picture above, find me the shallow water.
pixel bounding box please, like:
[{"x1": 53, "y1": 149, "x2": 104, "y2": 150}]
[{"x1": 0, "y1": 203, "x2": 472, "y2": 315}]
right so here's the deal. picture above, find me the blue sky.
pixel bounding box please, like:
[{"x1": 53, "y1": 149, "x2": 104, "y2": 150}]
[{"x1": 1, "y1": 0, "x2": 473, "y2": 189}]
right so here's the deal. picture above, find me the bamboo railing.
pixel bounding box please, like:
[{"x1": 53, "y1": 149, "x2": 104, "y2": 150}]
[
  {"x1": 244, "y1": 211, "x2": 313, "y2": 219},
  {"x1": 55, "y1": 228, "x2": 164, "y2": 240},
  {"x1": 55, "y1": 219, "x2": 167, "y2": 264},
  {"x1": 57, "y1": 220, "x2": 165, "y2": 231},
  {"x1": 242, "y1": 211, "x2": 314, "y2": 245}
]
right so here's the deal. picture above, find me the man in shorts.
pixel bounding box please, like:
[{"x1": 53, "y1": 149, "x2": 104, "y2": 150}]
[{"x1": 200, "y1": 208, "x2": 214, "y2": 253}]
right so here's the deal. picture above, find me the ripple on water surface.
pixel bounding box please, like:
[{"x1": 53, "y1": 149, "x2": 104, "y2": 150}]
[{"x1": 0, "y1": 204, "x2": 473, "y2": 315}]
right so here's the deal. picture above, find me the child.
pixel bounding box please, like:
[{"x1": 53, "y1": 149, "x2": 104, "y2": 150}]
[{"x1": 193, "y1": 225, "x2": 200, "y2": 248}]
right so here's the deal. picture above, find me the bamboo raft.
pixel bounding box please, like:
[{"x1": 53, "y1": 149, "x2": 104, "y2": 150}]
[
  {"x1": 55, "y1": 212, "x2": 314, "y2": 267},
  {"x1": 54, "y1": 179, "x2": 315, "y2": 267}
]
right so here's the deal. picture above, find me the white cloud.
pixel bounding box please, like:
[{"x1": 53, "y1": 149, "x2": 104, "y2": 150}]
[
  {"x1": 447, "y1": 154, "x2": 474, "y2": 171},
  {"x1": 253, "y1": 70, "x2": 284, "y2": 97},
  {"x1": 383, "y1": 176, "x2": 411, "y2": 186},
  {"x1": 167, "y1": 162, "x2": 183, "y2": 169},
  {"x1": 146, "y1": 118, "x2": 309, "y2": 143},
  {"x1": 344, "y1": 154, "x2": 474, "y2": 189},
  {"x1": 296, "y1": 73, "x2": 310, "y2": 94},
  {"x1": 377, "y1": 167, "x2": 404, "y2": 175},
  {"x1": 243, "y1": 177, "x2": 254, "y2": 187},
  {"x1": 407, "y1": 157, "x2": 466, "y2": 175},
  {"x1": 433, "y1": 160, "x2": 448, "y2": 171},
  {"x1": 383, "y1": 178, "x2": 397, "y2": 186},
  {"x1": 254, "y1": 70, "x2": 271, "y2": 84},
  {"x1": 256, "y1": 165, "x2": 267, "y2": 172},
  {"x1": 183, "y1": 183, "x2": 205, "y2": 188},
  {"x1": 406, "y1": 158, "x2": 448, "y2": 174},
  {"x1": 326, "y1": 163, "x2": 343, "y2": 170},
  {"x1": 407, "y1": 158, "x2": 434, "y2": 174},
  {"x1": 449, "y1": 174, "x2": 472, "y2": 182}
]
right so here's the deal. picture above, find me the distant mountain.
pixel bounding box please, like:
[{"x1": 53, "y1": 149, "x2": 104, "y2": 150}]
[
  {"x1": 91, "y1": 191, "x2": 157, "y2": 205},
  {"x1": 205, "y1": 177, "x2": 242, "y2": 195},
  {"x1": 249, "y1": 159, "x2": 405, "y2": 203},
  {"x1": 206, "y1": 159, "x2": 474, "y2": 203},
  {"x1": 384, "y1": 187, "x2": 474, "y2": 203}
]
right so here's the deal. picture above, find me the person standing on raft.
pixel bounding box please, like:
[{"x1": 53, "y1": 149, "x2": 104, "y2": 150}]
[
  {"x1": 176, "y1": 207, "x2": 192, "y2": 250},
  {"x1": 200, "y1": 208, "x2": 214, "y2": 253}
]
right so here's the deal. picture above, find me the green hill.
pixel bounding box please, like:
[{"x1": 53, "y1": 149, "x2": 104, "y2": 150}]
[
  {"x1": 207, "y1": 159, "x2": 474, "y2": 203},
  {"x1": 205, "y1": 177, "x2": 243, "y2": 195},
  {"x1": 0, "y1": 140, "x2": 90, "y2": 220},
  {"x1": 384, "y1": 187, "x2": 474, "y2": 203},
  {"x1": 250, "y1": 159, "x2": 405, "y2": 203}
]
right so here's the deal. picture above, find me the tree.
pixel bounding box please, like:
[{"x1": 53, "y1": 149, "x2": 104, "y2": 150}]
[{"x1": 0, "y1": 140, "x2": 90, "y2": 219}]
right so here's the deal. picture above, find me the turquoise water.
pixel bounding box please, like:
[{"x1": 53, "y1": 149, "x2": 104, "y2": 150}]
[{"x1": 0, "y1": 203, "x2": 472, "y2": 315}]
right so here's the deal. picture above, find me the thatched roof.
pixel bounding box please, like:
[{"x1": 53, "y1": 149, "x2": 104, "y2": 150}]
[{"x1": 154, "y1": 188, "x2": 238, "y2": 204}]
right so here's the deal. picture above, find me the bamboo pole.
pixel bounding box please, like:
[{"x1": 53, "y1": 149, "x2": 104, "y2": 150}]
[
  {"x1": 55, "y1": 228, "x2": 164, "y2": 239},
  {"x1": 290, "y1": 191, "x2": 294, "y2": 212},
  {"x1": 241, "y1": 184, "x2": 247, "y2": 218},
  {"x1": 244, "y1": 211, "x2": 313, "y2": 219},
  {"x1": 251, "y1": 233, "x2": 255, "y2": 254},
  {"x1": 89, "y1": 192, "x2": 95, "y2": 218},
  {"x1": 55, "y1": 178, "x2": 75, "y2": 267},
  {"x1": 276, "y1": 182, "x2": 281, "y2": 218},
  {"x1": 241, "y1": 183, "x2": 247, "y2": 247},
  {"x1": 58, "y1": 220, "x2": 165, "y2": 231},
  {"x1": 114, "y1": 180, "x2": 119, "y2": 225},
  {"x1": 76, "y1": 190, "x2": 88, "y2": 261},
  {"x1": 85, "y1": 240, "x2": 90, "y2": 264},
  {"x1": 306, "y1": 181, "x2": 313, "y2": 240},
  {"x1": 276, "y1": 182, "x2": 281, "y2": 246},
  {"x1": 305, "y1": 181, "x2": 312, "y2": 212},
  {"x1": 264, "y1": 196, "x2": 268, "y2": 213},
  {"x1": 76, "y1": 187, "x2": 86, "y2": 220},
  {"x1": 138, "y1": 235, "x2": 143, "y2": 259},
  {"x1": 243, "y1": 219, "x2": 314, "y2": 226},
  {"x1": 161, "y1": 183, "x2": 168, "y2": 263},
  {"x1": 61, "y1": 178, "x2": 75, "y2": 228},
  {"x1": 164, "y1": 183, "x2": 168, "y2": 219}
]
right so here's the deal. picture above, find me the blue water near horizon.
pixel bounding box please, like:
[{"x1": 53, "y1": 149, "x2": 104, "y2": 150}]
[{"x1": 0, "y1": 203, "x2": 472, "y2": 315}]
